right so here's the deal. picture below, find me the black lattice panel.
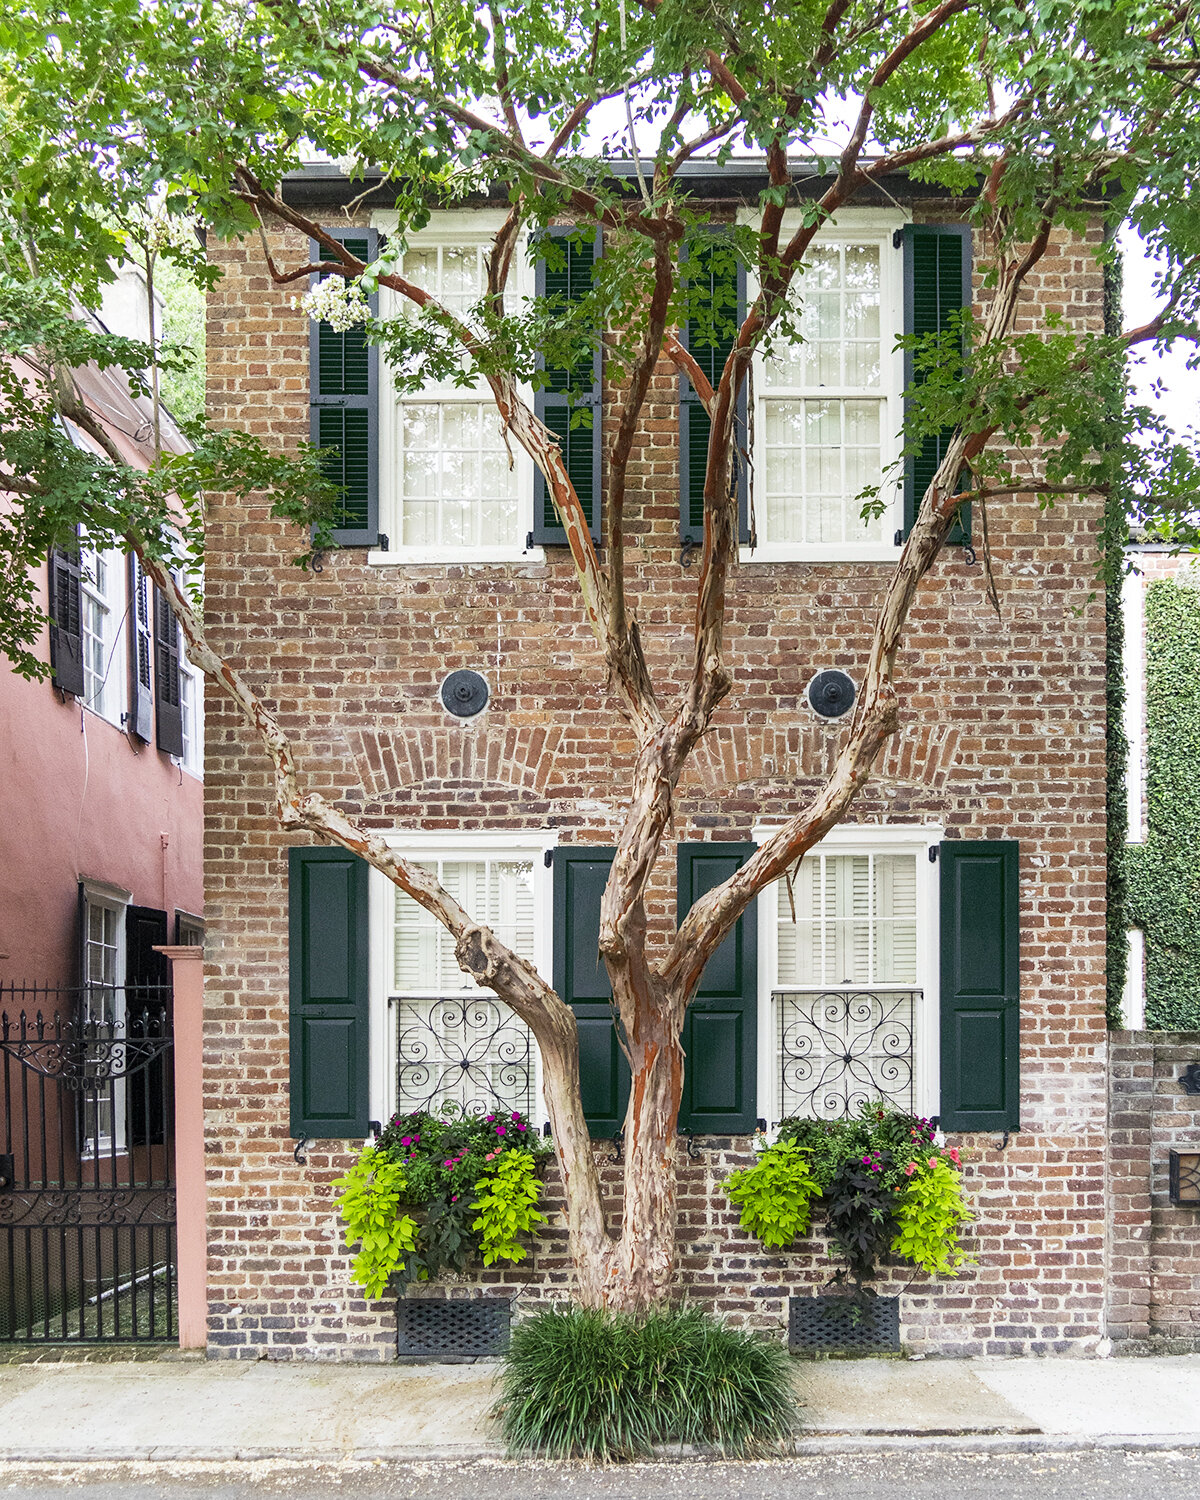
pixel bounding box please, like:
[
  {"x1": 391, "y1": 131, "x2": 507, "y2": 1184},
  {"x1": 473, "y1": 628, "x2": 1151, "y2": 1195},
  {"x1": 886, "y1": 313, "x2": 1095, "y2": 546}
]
[
  {"x1": 788, "y1": 1295, "x2": 900, "y2": 1354},
  {"x1": 395, "y1": 1297, "x2": 511, "y2": 1359}
]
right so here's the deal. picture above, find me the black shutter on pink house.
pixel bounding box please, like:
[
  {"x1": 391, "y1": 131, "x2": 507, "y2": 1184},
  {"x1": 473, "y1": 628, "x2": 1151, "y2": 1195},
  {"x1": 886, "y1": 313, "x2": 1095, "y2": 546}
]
[
  {"x1": 48, "y1": 539, "x2": 85, "y2": 697},
  {"x1": 309, "y1": 229, "x2": 380, "y2": 547},
  {"x1": 288, "y1": 846, "x2": 370, "y2": 1138},
  {"x1": 153, "y1": 585, "x2": 184, "y2": 756}
]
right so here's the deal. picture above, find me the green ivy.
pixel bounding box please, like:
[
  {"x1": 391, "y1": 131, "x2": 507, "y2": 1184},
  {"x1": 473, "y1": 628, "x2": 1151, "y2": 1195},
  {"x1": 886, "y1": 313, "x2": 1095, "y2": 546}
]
[
  {"x1": 332, "y1": 1148, "x2": 420, "y2": 1300},
  {"x1": 471, "y1": 1150, "x2": 548, "y2": 1266},
  {"x1": 724, "y1": 1140, "x2": 821, "y2": 1248},
  {"x1": 1126, "y1": 573, "x2": 1200, "y2": 1028}
]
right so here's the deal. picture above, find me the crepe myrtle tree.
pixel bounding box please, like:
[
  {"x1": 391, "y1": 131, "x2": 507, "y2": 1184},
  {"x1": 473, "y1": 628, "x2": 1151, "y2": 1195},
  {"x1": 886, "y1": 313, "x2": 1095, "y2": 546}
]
[{"x1": 2, "y1": 0, "x2": 1200, "y2": 1309}]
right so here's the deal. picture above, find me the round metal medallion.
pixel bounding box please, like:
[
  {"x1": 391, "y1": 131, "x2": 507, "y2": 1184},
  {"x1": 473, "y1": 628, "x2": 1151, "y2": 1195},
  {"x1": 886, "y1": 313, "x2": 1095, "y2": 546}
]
[
  {"x1": 807, "y1": 669, "x2": 856, "y2": 719},
  {"x1": 440, "y1": 670, "x2": 490, "y2": 719}
]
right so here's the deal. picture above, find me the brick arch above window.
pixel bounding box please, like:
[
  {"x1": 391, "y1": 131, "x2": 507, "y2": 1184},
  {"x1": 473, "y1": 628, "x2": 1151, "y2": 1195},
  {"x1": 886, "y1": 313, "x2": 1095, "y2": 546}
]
[
  {"x1": 348, "y1": 725, "x2": 567, "y2": 800},
  {"x1": 678, "y1": 723, "x2": 962, "y2": 798}
]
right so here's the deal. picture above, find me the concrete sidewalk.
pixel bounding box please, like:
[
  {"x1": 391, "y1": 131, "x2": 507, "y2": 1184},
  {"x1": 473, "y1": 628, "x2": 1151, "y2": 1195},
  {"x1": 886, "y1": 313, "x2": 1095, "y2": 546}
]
[{"x1": 0, "y1": 1354, "x2": 1197, "y2": 1461}]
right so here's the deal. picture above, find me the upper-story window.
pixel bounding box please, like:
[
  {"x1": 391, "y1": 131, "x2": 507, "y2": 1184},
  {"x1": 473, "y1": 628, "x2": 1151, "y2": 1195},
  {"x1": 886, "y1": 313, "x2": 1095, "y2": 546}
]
[
  {"x1": 748, "y1": 213, "x2": 904, "y2": 562},
  {"x1": 373, "y1": 213, "x2": 536, "y2": 563},
  {"x1": 79, "y1": 543, "x2": 126, "y2": 726}
]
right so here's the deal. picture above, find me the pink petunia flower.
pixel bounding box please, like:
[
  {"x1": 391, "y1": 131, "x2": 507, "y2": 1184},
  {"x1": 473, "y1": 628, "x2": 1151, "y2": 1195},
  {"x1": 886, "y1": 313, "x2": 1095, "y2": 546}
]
[
  {"x1": 904, "y1": 1161, "x2": 917, "y2": 1176},
  {"x1": 400, "y1": 1136, "x2": 412, "y2": 1146},
  {"x1": 496, "y1": 1126, "x2": 506, "y2": 1136},
  {"x1": 444, "y1": 1160, "x2": 454, "y2": 1168},
  {"x1": 947, "y1": 1147, "x2": 961, "y2": 1166},
  {"x1": 929, "y1": 1156, "x2": 938, "y2": 1169}
]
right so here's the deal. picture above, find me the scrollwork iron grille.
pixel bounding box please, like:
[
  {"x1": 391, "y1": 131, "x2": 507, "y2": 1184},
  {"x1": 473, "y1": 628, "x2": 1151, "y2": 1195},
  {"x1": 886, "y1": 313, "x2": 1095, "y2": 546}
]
[
  {"x1": 0, "y1": 985, "x2": 176, "y2": 1343},
  {"x1": 778, "y1": 988, "x2": 919, "y2": 1120},
  {"x1": 391, "y1": 996, "x2": 536, "y2": 1117}
]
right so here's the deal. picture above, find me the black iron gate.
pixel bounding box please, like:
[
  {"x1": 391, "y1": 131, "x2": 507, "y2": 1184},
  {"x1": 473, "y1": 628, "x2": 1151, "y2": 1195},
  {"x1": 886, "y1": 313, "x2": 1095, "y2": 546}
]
[{"x1": 0, "y1": 985, "x2": 176, "y2": 1343}]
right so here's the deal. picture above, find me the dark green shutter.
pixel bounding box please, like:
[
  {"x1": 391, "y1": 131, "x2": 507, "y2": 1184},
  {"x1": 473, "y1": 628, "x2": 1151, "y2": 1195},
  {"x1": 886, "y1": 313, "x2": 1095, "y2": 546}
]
[
  {"x1": 48, "y1": 539, "x2": 84, "y2": 697},
  {"x1": 552, "y1": 846, "x2": 627, "y2": 1136},
  {"x1": 676, "y1": 842, "x2": 757, "y2": 1134},
  {"x1": 288, "y1": 846, "x2": 370, "y2": 1138},
  {"x1": 939, "y1": 840, "x2": 1020, "y2": 1132},
  {"x1": 679, "y1": 235, "x2": 750, "y2": 547},
  {"x1": 533, "y1": 230, "x2": 602, "y2": 545},
  {"x1": 902, "y1": 224, "x2": 972, "y2": 547},
  {"x1": 309, "y1": 230, "x2": 379, "y2": 547}
]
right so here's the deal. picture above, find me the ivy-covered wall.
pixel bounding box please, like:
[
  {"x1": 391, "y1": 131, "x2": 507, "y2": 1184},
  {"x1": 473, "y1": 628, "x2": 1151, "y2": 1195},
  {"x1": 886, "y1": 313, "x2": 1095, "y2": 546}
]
[{"x1": 1127, "y1": 571, "x2": 1200, "y2": 1029}]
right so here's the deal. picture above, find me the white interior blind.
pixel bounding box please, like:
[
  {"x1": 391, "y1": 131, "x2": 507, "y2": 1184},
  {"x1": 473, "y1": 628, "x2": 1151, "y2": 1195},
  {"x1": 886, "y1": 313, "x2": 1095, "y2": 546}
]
[{"x1": 776, "y1": 851, "x2": 917, "y2": 987}]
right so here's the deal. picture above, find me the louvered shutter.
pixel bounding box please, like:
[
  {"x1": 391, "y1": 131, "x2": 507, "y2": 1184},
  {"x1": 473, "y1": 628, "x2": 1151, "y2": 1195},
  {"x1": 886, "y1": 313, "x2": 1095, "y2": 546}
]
[
  {"x1": 309, "y1": 229, "x2": 379, "y2": 547},
  {"x1": 153, "y1": 585, "x2": 184, "y2": 757},
  {"x1": 939, "y1": 840, "x2": 1020, "y2": 1132},
  {"x1": 288, "y1": 846, "x2": 370, "y2": 1138},
  {"x1": 533, "y1": 230, "x2": 602, "y2": 545},
  {"x1": 676, "y1": 842, "x2": 758, "y2": 1134},
  {"x1": 552, "y1": 846, "x2": 628, "y2": 1136},
  {"x1": 48, "y1": 541, "x2": 85, "y2": 697},
  {"x1": 679, "y1": 235, "x2": 749, "y2": 547},
  {"x1": 901, "y1": 224, "x2": 972, "y2": 546},
  {"x1": 128, "y1": 556, "x2": 154, "y2": 741}
]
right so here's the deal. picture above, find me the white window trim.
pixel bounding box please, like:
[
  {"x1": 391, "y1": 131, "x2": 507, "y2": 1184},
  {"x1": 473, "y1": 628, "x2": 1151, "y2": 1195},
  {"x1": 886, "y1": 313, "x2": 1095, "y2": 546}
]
[
  {"x1": 79, "y1": 542, "x2": 128, "y2": 728},
  {"x1": 79, "y1": 878, "x2": 131, "y2": 1158},
  {"x1": 1122, "y1": 567, "x2": 1146, "y2": 844},
  {"x1": 739, "y1": 207, "x2": 907, "y2": 564},
  {"x1": 369, "y1": 209, "x2": 544, "y2": 567},
  {"x1": 368, "y1": 829, "x2": 558, "y2": 1131},
  {"x1": 176, "y1": 651, "x2": 204, "y2": 780},
  {"x1": 752, "y1": 822, "x2": 942, "y2": 1124}
]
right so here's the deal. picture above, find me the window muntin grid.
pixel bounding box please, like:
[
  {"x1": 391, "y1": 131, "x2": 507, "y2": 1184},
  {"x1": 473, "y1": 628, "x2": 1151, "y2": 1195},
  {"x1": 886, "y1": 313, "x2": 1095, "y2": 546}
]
[
  {"x1": 776, "y1": 852, "x2": 918, "y2": 988},
  {"x1": 80, "y1": 546, "x2": 121, "y2": 720},
  {"x1": 759, "y1": 241, "x2": 890, "y2": 548},
  {"x1": 81, "y1": 893, "x2": 127, "y2": 1155},
  {"x1": 384, "y1": 241, "x2": 521, "y2": 551}
]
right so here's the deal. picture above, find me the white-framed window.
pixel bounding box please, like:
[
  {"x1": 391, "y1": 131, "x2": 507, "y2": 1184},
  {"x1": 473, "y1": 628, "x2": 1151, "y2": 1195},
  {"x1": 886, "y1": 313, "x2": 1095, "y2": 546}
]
[
  {"x1": 79, "y1": 543, "x2": 127, "y2": 725},
  {"x1": 79, "y1": 879, "x2": 131, "y2": 1156},
  {"x1": 745, "y1": 211, "x2": 905, "y2": 562},
  {"x1": 369, "y1": 831, "x2": 556, "y2": 1127},
  {"x1": 370, "y1": 211, "x2": 540, "y2": 565},
  {"x1": 755, "y1": 824, "x2": 941, "y2": 1123},
  {"x1": 177, "y1": 654, "x2": 203, "y2": 778}
]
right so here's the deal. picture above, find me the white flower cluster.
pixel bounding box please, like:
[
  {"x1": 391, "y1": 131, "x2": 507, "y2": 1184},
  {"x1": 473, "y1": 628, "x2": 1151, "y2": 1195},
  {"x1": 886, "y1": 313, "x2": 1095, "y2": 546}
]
[{"x1": 296, "y1": 277, "x2": 371, "y2": 332}]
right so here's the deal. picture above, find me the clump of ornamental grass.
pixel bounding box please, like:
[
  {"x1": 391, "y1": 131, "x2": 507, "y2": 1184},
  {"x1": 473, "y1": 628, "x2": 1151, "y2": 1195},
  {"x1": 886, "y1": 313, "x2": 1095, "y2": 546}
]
[{"x1": 492, "y1": 1305, "x2": 796, "y2": 1460}]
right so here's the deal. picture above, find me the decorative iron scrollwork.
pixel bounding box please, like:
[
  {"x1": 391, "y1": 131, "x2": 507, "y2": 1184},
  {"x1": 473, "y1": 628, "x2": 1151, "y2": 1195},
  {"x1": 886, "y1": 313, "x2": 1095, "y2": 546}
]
[
  {"x1": 778, "y1": 988, "x2": 918, "y2": 1120},
  {"x1": 393, "y1": 996, "x2": 534, "y2": 1116},
  {"x1": 0, "y1": 1000, "x2": 172, "y2": 1087}
]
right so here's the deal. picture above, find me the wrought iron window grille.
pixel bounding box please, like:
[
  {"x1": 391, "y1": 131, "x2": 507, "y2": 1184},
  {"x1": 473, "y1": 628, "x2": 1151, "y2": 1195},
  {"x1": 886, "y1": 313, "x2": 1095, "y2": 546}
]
[
  {"x1": 391, "y1": 995, "x2": 535, "y2": 1118},
  {"x1": 778, "y1": 987, "x2": 919, "y2": 1120}
]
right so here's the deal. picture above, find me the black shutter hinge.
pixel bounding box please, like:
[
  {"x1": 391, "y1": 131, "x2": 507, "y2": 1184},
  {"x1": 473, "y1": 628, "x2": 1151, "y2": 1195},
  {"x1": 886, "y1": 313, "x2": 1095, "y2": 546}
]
[
  {"x1": 894, "y1": 529, "x2": 904, "y2": 547},
  {"x1": 892, "y1": 228, "x2": 905, "y2": 249},
  {"x1": 376, "y1": 534, "x2": 389, "y2": 552},
  {"x1": 369, "y1": 1119, "x2": 382, "y2": 1140},
  {"x1": 526, "y1": 531, "x2": 535, "y2": 551},
  {"x1": 543, "y1": 848, "x2": 554, "y2": 868},
  {"x1": 928, "y1": 843, "x2": 940, "y2": 863}
]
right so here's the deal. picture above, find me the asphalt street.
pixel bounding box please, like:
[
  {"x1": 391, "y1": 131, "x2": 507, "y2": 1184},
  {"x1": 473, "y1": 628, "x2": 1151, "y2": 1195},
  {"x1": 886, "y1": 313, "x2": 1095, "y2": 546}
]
[{"x1": 1, "y1": 1453, "x2": 1198, "y2": 1500}]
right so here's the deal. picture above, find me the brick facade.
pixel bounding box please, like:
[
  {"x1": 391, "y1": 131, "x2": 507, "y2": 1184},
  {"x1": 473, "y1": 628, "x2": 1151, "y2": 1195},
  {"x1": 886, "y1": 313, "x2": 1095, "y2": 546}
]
[
  {"x1": 1107, "y1": 1032, "x2": 1200, "y2": 1351},
  {"x1": 203, "y1": 191, "x2": 1113, "y2": 1358}
]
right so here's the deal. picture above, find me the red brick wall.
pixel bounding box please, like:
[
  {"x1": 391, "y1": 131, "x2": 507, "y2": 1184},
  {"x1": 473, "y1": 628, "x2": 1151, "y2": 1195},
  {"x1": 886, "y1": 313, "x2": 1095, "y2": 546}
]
[
  {"x1": 1107, "y1": 1032, "x2": 1200, "y2": 1351},
  {"x1": 202, "y1": 207, "x2": 1111, "y2": 1358}
]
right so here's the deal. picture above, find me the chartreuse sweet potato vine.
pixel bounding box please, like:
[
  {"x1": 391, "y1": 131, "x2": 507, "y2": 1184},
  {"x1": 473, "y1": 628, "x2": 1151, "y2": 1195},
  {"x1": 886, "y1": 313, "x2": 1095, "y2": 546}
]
[
  {"x1": 723, "y1": 1103, "x2": 973, "y2": 1297},
  {"x1": 334, "y1": 1104, "x2": 552, "y2": 1298}
]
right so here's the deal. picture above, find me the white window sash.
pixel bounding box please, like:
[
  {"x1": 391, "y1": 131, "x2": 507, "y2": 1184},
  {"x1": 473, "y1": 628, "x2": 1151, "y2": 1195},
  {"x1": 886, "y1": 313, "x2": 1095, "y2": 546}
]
[
  {"x1": 741, "y1": 210, "x2": 906, "y2": 561},
  {"x1": 79, "y1": 881, "x2": 131, "y2": 1157},
  {"x1": 371, "y1": 211, "x2": 540, "y2": 564},
  {"x1": 369, "y1": 832, "x2": 557, "y2": 1131},
  {"x1": 753, "y1": 823, "x2": 942, "y2": 1123}
]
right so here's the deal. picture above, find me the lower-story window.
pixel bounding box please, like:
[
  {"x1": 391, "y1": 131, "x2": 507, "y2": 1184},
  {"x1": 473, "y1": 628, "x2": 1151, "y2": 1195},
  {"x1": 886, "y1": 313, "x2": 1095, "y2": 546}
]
[
  {"x1": 375, "y1": 837, "x2": 554, "y2": 1124},
  {"x1": 758, "y1": 827, "x2": 940, "y2": 1124}
]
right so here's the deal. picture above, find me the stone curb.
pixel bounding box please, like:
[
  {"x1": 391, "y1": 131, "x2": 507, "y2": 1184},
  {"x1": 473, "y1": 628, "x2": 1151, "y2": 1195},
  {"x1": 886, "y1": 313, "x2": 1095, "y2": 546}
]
[{"x1": 3, "y1": 1433, "x2": 1200, "y2": 1464}]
